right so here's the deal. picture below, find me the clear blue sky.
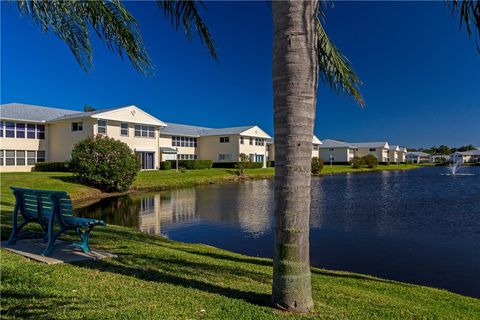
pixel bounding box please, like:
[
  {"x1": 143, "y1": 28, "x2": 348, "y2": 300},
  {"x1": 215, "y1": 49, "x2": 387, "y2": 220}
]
[{"x1": 1, "y1": 1, "x2": 479, "y2": 148}]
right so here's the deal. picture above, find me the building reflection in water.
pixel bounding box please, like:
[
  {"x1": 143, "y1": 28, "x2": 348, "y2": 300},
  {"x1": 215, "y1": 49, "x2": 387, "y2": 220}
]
[{"x1": 138, "y1": 189, "x2": 199, "y2": 235}]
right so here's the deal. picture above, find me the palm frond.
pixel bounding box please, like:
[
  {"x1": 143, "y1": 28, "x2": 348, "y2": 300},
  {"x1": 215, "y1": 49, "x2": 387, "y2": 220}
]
[
  {"x1": 316, "y1": 13, "x2": 364, "y2": 107},
  {"x1": 156, "y1": 0, "x2": 217, "y2": 60},
  {"x1": 16, "y1": 0, "x2": 153, "y2": 75},
  {"x1": 450, "y1": 0, "x2": 480, "y2": 53}
]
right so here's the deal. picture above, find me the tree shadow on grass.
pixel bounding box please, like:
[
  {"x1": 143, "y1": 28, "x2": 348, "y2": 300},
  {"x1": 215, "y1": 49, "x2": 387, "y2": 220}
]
[
  {"x1": 1, "y1": 289, "x2": 82, "y2": 319},
  {"x1": 74, "y1": 259, "x2": 271, "y2": 307},
  {"x1": 173, "y1": 246, "x2": 273, "y2": 268}
]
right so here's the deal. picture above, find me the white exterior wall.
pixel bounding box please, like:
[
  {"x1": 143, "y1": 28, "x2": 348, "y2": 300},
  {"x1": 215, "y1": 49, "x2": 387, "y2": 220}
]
[
  {"x1": 198, "y1": 135, "x2": 240, "y2": 163},
  {"x1": 48, "y1": 118, "x2": 95, "y2": 162},
  {"x1": 238, "y1": 136, "x2": 267, "y2": 167},
  {"x1": 94, "y1": 119, "x2": 161, "y2": 168},
  {"x1": 319, "y1": 147, "x2": 353, "y2": 163},
  {"x1": 388, "y1": 150, "x2": 399, "y2": 163},
  {"x1": 355, "y1": 147, "x2": 389, "y2": 162}
]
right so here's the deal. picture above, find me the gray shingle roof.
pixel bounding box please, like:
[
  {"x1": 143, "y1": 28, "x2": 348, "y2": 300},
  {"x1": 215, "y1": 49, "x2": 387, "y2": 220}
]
[
  {"x1": 352, "y1": 141, "x2": 389, "y2": 148},
  {"x1": 0, "y1": 103, "x2": 81, "y2": 122},
  {"x1": 51, "y1": 107, "x2": 119, "y2": 121},
  {"x1": 407, "y1": 151, "x2": 431, "y2": 157},
  {"x1": 161, "y1": 122, "x2": 264, "y2": 138},
  {"x1": 318, "y1": 139, "x2": 356, "y2": 148},
  {"x1": 201, "y1": 126, "x2": 256, "y2": 136},
  {"x1": 161, "y1": 122, "x2": 212, "y2": 137}
]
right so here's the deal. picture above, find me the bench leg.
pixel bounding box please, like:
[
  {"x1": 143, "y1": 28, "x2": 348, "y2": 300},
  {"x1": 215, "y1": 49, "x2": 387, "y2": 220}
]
[
  {"x1": 74, "y1": 225, "x2": 93, "y2": 253},
  {"x1": 42, "y1": 213, "x2": 62, "y2": 256},
  {"x1": 7, "y1": 204, "x2": 21, "y2": 245}
]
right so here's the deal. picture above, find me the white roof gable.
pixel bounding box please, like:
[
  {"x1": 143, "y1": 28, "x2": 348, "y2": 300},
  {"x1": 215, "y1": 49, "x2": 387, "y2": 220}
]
[
  {"x1": 90, "y1": 105, "x2": 166, "y2": 126},
  {"x1": 239, "y1": 126, "x2": 271, "y2": 139}
]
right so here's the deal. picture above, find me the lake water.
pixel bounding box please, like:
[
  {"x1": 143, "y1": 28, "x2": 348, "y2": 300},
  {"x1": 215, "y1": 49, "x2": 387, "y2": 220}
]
[{"x1": 77, "y1": 166, "x2": 480, "y2": 298}]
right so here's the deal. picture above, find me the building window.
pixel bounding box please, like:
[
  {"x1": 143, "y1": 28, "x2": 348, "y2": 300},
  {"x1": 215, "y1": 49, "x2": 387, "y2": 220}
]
[
  {"x1": 16, "y1": 151, "x2": 25, "y2": 166},
  {"x1": 220, "y1": 137, "x2": 229, "y2": 143},
  {"x1": 249, "y1": 153, "x2": 254, "y2": 161},
  {"x1": 27, "y1": 124, "x2": 36, "y2": 139},
  {"x1": 218, "y1": 154, "x2": 230, "y2": 161},
  {"x1": 240, "y1": 136, "x2": 244, "y2": 144},
  {"x1": 27, "y1": 151, "x2": 36, "y2": 165},
  {"x1": 369, "y1": 148, "x2": 376, "y2": 152},
  {"x1": 97, "y1": 120, "x2": 107, "y2": 134},
  {"x1": 178, "y1": 154, "x2": 197, "y2": 160},
  {"x1": 37, "y1": 125, "x2": 45, "y2": 139},
  {"x1": 0, "y1": 122, "x2": 3, "y2": 138},
  {"x1": 37, "y1": 151, "x2": 46, "y2": 163},
  {"x1": 5, "y1": 122, "x2": 15, "y2": 138},
  {"x1": 5, "y1": 150, "x2": 15, "y2": 165},
  {"x1": 16, "y1": 123, "x2": 25, "y2": 138},
  {"x1": 255, "y1": 154, "x2": 264, "y2": 163},
  {"x1": 72, "y1": 121, "x2": 83, "y2": 132},
  {"x1": 120, "y1": 123, "x2": 129, "y2": 136},
  {"x1": 249, "y1": 137, "x2": 253, "y2": 145},
  {"x1": 172, "y1": 136, "x2": 197, "y2": 147},
  {"x1": 329, "y1": 148, "x2": 334, "y2": 151},
  {"x1": 313, "y1": 144, "x2": 319, "y2": 150},
  {"x1": 134, "y1": 124, "x2": 155, "y2": 138},
  {"x1": 254, "y1": 138, "x2": 265, "y2": 146},
  {"x1": 0, "y1": 150, "x2": 3, "y2": 166},
  {"x1": 148, "y1": 126, "x2": 155, "y2": 138}
]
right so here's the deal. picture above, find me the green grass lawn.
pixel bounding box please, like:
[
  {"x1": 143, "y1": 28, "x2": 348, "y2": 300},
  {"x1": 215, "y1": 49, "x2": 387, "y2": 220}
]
[
  {"x1": 320, "y1": 163, "x2": 418, "y2": 174},
  {"x1": 3, "y1": 164, "x2": 478, "y2": 319}
]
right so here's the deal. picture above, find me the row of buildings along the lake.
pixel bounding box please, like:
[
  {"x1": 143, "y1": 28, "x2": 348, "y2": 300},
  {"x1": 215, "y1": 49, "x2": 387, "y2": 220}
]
[{"x1": 1, "y1": 103, "x2": 478, "y2": 172}]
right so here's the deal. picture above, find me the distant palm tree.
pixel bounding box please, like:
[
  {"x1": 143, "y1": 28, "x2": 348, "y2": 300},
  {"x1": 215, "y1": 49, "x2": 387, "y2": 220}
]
[{"x1": 13, "y1": 0, "x2": 480, "y2": 314}]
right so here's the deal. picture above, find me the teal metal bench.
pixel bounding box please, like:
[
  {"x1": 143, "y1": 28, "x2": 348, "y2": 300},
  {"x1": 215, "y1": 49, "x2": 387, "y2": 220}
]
[{"x1": 7, "y1": 187, "x2": 105, "y2": 256}]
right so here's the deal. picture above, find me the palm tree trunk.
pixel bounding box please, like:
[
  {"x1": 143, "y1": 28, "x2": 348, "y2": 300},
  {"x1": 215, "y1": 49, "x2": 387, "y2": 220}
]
[{"x1": 271, "y1": 0, "x2": 318, "y2": 313}]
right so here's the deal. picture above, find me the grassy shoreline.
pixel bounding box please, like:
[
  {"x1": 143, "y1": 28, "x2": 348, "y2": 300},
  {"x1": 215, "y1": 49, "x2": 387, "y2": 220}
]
[{"x1": 1, "y1": 165, "x2": 479, "y2": 319}]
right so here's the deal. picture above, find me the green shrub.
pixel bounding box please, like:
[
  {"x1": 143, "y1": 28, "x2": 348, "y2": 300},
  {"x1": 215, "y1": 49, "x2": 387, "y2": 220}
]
[
  {"x1": 267, "y1": 160, "x2": 275, "y2": 168},
  {"x1": 34, "y1": 162, "x2": 70, "y2": 172},
  {"x1": 213, "y1": 162, "x2": 263, "y2": 169},
  {"x1": 363, "y1": 154, "x2": 378, "y2": 168},
  {"x1": 160, "y1": 161, "x2": 171, "y2": 170},
  {"x1": 179, "y1": 166, "x2": 187, "y2": 173},
  {"x1": 70, "y1": 135, "x2": 140, "y2": 192},
  {"x1": 167, "y1": 160, "x2": 213, "y2": 170},
  {"x1": 311, "y1": 157, "x2": 324, "y2": 175},
  {"x1": 350, "y1": 156, "x2": 365, "y2": 169}
]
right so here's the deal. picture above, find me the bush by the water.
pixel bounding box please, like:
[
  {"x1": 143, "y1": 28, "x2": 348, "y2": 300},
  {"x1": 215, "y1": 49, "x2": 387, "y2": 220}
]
[
  {"x1": 363, "y1": 154, "x2": 378, "y2": 168},
  {"x1": 212, "y1": 161, "x2": 263, "y2": 169},
  {"x1": 350, "y1": 156, "x2": 365, "y2": 169},
  {"x1": 70, "y1": 135, "x2": 140, "y2": 192},
  {"x1": 34, "y1": 161, "x2": 70, "y2": 172},
  {"x1": 167, "y1": 160, "x2": 213, "y2": 170},
  {"x1": 160, "y1": 161, "x2": 172, "y2": 170},
  {"x1": 311, "y1": 157, "x2": 324, "y2": 174}
]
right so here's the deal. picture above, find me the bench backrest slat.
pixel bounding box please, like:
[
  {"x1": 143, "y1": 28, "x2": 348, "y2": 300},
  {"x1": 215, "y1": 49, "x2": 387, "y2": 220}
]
[{"x1": 11, "y1": 187, "x2": 74, "y2": 222}]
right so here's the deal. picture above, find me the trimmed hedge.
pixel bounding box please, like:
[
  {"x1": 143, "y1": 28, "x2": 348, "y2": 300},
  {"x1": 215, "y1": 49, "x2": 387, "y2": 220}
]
[
  {"x1": 167, "y1": 160, "x2": 213, "y2": 170},
  {"x1": 34, "y1": 162, "x2": 70, "y2": 172},
  {"x1": 212, "y1": 162, "x2": 263, "y2": 169},
  {"x1": 160, "y1": 161, "x2": 172, "y2": 170}
]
